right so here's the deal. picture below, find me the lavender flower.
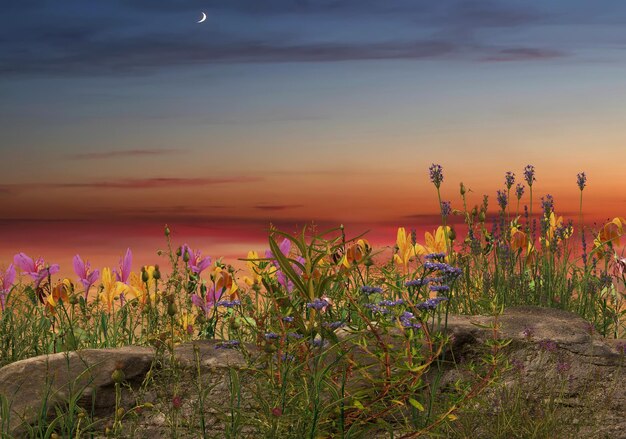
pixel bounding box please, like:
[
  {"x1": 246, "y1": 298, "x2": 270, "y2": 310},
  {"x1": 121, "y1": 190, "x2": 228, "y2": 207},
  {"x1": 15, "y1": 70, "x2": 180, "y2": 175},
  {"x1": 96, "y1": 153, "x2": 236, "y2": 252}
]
[
  {"x1": 415, "y1": 297, "x2": 449, "y2": 311},
  {"x1": 215, "y1": 340, "x2": 240, "y2": 349},
  {"x1": 378, "y1": 299, "x2": 405, "y2": 307},
  {"x1": 405, "y1": 278, "x2": 429, "y2": 288},
  {"x1": 265, "y1": 332, "x2": 280, "y2": 340},
  {"x1": 496, "y1": 190, "x2": 508, "y2": 211},
  {"x1": 287, "y1": 332, "x2": 303, "y2": 339},
  {"x1": 429, "y1": 164, "x2": 444, "y2": 189},
  {"x1": 282, "y1": 316, "x2": 295, "y2": 323},
  {"x1": 538, "y1": 339, "x2": 557, "y2": 353},
  {"x1": 399, "y1": 311, "x2": 422, "y2": 329},
  {"x1": 217, "y1": 300, "x2": 241, "y2": 308},
  {"x1": 306, "y1": 298, "x2": 330, "y2": 311},
  {"x1": 515, "y1": 183, "x2": 525, "y2": 200},
  {"x1": 577, "y1": 172, "x2": 587, "y2": 191},
  {"x1": 440, "y1": 201, "x2": 452, "y2": 218},
  {"x1": 360, "y1": 285, "x2": 383, "y2": 295},
  {"x1": 323, "y1": 321, "x2": 345, "y2": 330},
  {"x1": 424, "y1": 253, "x2": 446, "y2": 261},
  {"x1": 541, "y1": 194, "x2": 554, "y2": 216},
  {"x1": 504, "y1": 172, "x2": 515, "y2": 189},
  {"x1": 524, "y1": 165, "x2": 536, "y2": 187},
  {"x1": 429, "y1": 285, "x2": 450, "y2": 293}
]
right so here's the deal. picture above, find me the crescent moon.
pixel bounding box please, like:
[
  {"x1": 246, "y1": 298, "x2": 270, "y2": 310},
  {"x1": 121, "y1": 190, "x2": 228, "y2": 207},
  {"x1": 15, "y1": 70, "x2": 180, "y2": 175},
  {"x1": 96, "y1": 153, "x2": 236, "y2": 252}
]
[{"x1": 197, "y1": 12, "x2": 207, "y2": 23}]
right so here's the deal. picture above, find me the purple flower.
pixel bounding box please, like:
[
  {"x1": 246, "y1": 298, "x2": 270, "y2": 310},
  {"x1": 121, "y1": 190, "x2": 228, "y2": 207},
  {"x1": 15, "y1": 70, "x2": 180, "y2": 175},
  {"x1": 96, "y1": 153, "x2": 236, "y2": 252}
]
[
  {"x1": 405, "y1": 278, "x2": 429, "y2": 288},
  {"x1": 576, "y1": 172, "x2": 587, "y2": 191},
  {"x1": 181, "y1": 244, "x2": 211, "y2": 275},
  {"x1": 287, "y1": 332, "x2": 303, "y2": 339},
  {"x1": 515, "y1": 183, "x2": 525, "y2": 200},
  {"x1": 276, "y1": 270, "x2": 294, "y2": 293},
  {"x1": 429, "y1": 164, "x2": 444, "y2": 189},
  {"x1": 539, "y1": 339, "x2": 558, "y2": 353},
  {"x1": 282, "y1": 316, "x2": 294, "y2": 323},
  {"x1": 429, "y1": 285, "x2": 450, "y2": 293},
  {"x1": 216, "y1": 299, "x2": 241, "y2": 308},
  {"x1": 523, "y1": 165, "x2": 536, "y2": 187},
  {"x1": 416, "y1": 296, "x2": 449, "y2": 311},
  {"x1": 323, "y1": 321, "x2": 345, "y2": 330},
  {"x1": 399, "y1": 311, "x2": 422, "y2": 329},
  {"x1": 556, "y1": 360, "x2": 571, "y2": 375},
  {"x1": 73, "y1": 255, "x2": 100, "y2": 300},
  {"x1": 215, "y1": 340, "x2": 240, "y2": 349},
  {"x1": 424, "y1": 253, "x2": 446, "y2": 261},
  {"x1": 378, "y1": 299, "x2": 405, "y2": 307},
  {"x1": 496, "y1": 190, "x2": 508, "y2": 211},
  {"x1": 440, "y1": 201, "x2": 451, "y2": 218},
  {"x1": 265, "y1": 332, "x2": 280, "y2": 340},
  {"x1": 0, "y1": 264, "x2": 16, "y2": 311},
  {"x1": 265, "y1": 238, "x2": 291, "y2": 264},
  {"x1": 541, "y1": 194, "x2": 554, "y2": 217},
  {"x1": 505, "y1": 172, "x2": 515, "y2": 190},
  {"x1": 306, "y1": 298, "x2": 330, "y2": 311},
  {"x1": 191, "y1": 285, "x2": 223, "y2": 316},
  {"x1": 114, "y1": 248, "x2": 132, "y2": 283},
  {"x1": 13, "y1": 253, "x2": 60, "y2": 288},
  {"x1": 361, "y1": 285, "x2": 383, "y2": 295}
]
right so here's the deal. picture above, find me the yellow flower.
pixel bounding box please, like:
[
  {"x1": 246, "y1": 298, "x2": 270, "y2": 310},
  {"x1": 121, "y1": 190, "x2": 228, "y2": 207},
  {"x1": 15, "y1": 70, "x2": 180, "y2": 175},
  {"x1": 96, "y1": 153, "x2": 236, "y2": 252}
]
[
  {"x1": 178, "y1": 311, "x2": 195, "y2": 336},
  {"x1": 45, "y1": 278, "x2": 72, "y2": 312},
  {"x1": 99, "y1": 267, "x2": 127, "y2": 312},
  {"x1": 415, "y1": 226, "x2": 450, "y2": 258},
  {"x1": 243, "y1": 251, "x2": 263, "y2": 286},
  {"x1": 597, "y1": 217, "x2": 625, "y2": 247},
  {"x1": 124, "y1": 272, "x2": 156, "y2": 306},
  {"x1": 540, "y1": 212, "x2": 572, "y2": 248},
  {"x1": 510, "y1": 225, "x2": 528, "y2": 252},
  {"x1": 342, "y1": 239, "x2": 370, "y2": 268},
  {"x1": 394, "y1": 227, "x2": 419, "y2": 270},
  {"x1": 213, "y1": 268, "x2": 238, "y2": 299}
]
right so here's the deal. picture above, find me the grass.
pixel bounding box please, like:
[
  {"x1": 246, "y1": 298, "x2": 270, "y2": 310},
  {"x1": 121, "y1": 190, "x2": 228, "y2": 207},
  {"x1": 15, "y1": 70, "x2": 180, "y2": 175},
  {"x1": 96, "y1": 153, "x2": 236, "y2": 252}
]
[{"x1": 0, "y1": 164, "x2": 624, "y2": 437}]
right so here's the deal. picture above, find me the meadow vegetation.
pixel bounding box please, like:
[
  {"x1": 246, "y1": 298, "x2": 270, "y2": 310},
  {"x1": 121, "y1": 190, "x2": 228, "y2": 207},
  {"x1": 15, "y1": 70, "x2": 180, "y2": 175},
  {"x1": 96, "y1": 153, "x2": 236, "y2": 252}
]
[{"x1": 0, "y1": 164, "x2": 624, "y2": 437}]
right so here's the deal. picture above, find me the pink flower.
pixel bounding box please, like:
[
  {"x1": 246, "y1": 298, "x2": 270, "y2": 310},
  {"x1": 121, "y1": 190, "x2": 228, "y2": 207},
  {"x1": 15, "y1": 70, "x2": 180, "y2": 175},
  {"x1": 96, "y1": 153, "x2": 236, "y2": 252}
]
[
  {"x1": 614, "y1": 255, "x2": 626, "y2": 278},
  {"x1": 114, "y1": 248, "x2": 132, "y2": 283},
  {"x1": 73, "y1": 255, "x2": 100, "y2": 300},
  {"x1": 0, "y1": 264, "x2": 16, "y2": 311},
  {"x1": 13, "y1": 252, "x2": 60, "y2": 288},
  {"x1": 191, "y1": 285, "x2": 223, "y2": 316},
  {"x1": 181, "y1": 244, "x2": 212, "y2": 275}
]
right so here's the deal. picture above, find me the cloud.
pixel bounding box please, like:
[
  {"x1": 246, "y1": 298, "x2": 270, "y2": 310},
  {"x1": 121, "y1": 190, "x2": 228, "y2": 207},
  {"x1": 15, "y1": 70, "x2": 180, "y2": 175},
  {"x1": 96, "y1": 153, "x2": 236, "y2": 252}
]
[
  {"x1": 480, "y1": 47, "x2": 566, "y2": 62},
  {"x1": 0, "y1": 176, "x2": 261, "y2": 192},
  {"x1": 254, "y1": 204, "x2": 304, "y2": 211},
  {"x1": 67, "y1": 148, "x2": 182, "y2": 160}
]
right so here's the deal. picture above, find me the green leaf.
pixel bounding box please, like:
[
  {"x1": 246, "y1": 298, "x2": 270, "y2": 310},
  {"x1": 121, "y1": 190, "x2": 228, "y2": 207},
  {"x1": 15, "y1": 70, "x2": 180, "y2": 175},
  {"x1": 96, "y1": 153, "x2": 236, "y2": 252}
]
[{"x1": 408, "y1": 398, "x2": 424, "y2": 411}]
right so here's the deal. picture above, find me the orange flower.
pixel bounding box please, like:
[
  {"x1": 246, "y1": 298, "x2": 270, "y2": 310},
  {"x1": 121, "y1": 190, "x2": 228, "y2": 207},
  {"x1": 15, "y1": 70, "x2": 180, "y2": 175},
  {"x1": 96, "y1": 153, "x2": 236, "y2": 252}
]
[
  {"x1": 510, "y1": 226, "x2": 528, "y2": 252},
  {"x1": 342, "y1": 239, "x2": 370, "y2": 268},
  {"x1": 45, "y1": 278, "x2": 72, "y2": 313}
]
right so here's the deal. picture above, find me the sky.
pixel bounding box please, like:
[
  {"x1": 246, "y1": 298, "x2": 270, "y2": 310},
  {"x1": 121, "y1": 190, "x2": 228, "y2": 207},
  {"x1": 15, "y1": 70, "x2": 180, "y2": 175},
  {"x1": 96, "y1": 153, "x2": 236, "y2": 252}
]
[{"x1": 1, "y1": 0, "x2": 625, "y2": 275}]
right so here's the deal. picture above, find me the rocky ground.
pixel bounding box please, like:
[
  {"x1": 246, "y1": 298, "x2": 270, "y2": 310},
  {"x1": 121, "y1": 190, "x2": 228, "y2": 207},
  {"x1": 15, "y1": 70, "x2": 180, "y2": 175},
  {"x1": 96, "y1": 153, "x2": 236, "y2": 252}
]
[{"x1": 0, "y1": 306, "x2": 624, "y2": 438}]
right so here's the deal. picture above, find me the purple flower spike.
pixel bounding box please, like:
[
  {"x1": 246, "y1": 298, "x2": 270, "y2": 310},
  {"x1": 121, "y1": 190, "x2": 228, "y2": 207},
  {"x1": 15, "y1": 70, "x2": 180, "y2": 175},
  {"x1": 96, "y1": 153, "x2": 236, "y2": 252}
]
[
  {"x1": 505, "y1": 172, "x2": 515, "y2": 190},
  {"x1": 577, "y1": 172, "x2": 587, "y2": 191},
  {"x1": 429, "y1": 164, "x2": 444, "y2": 189},
  {"x1": 523, "y1": 165, "x2": 536, "y2": 187}
]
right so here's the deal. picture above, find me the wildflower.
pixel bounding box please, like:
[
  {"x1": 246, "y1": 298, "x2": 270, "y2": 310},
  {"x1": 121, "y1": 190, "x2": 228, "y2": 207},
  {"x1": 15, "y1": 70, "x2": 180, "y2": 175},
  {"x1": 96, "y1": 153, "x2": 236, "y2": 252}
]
[
  {"x1": 13, "y1": 253, "x2": 60, "y2": 288},
  {"x1": 323, "y1": 321, "x2": 345, "y2": 330},
  {"x1": 576, "y1": 172, "x2": 587, "y2": 191},
  {"x1": 429, "y1": 284, "x2": 450, "y2": 293},
  {"x1": 556, "y1": 360, "x2": 571, "y2": 375},
  {"x1": 0, "y1": 264, "x2": 16, "y2": 311},
  {"x1": 360, "y1": 285, "x2": 383, "y2": 295},
  {"x1": 510, "y1": 226, "x2": 528, "y2": 252},
  {"x1": 378, "y1": 299, "x2": 404, "y2": 307},
  {"x1": 399, "y1": 311, "x2": 422, "y2": 329},
  {"x1": 124, "y1": 272, "x2": 156, "y2": 306},
  {"x1": 172, "y1": 396, "x2": 183, "y2": 410},
  {"x1": 265, "y1": 332, "x2": 280, "y2": 340},
  {"x1": 181, "y1": 244, "x2": 212, "y2": 275},
  {"x1": 429, "y1": 164, "x2": 444, "y2": 189},
  {"x1": 416, "y1": 297, "x2": 449, "y2": 311},
  {"x1": 113, "y1": 248, "x2": 132, "y2": 283},
  {"x1": 73, "y1": 255, "x2": 100, "y2": 300},
  {"x1": 217, "y1": 299, "x2": 241, "y2": 308},
  {"x1": 100, "y1": 268, "x2": 127, "y2": 312},
  {"x1": 191, "y1": 285, "x2": 222, "y2": 317},
  {"x1": 440, "y1": 201, "x2": 452, "y2": 218},
  {"x1": 45, "y1": 279, "x2": 73, "y2": 313},
  {"x1": 341, "y1": 239, "x2": 370, "y2": 268},
  {"x1": 496, "y1": 190, "x2": 508, "y2": 211},
  {"x1": 306, "y1": 298, "x2": 330, "y2": 312},
  {"x1": 213, "y1": 268, "x2": 238, "y2": 299},
  {"x1": 242, "y1": 250, "x2": 263, "y2": 286},
  {"x1": 541, "y1": 212, "x2": 573, "y2": 248},
  {"x1": 287, "y1": 332, "x2": 303, "y2": 339},
  {"x1": 405, "y1": 278, "x2": 429, "y2": 288},
  {"x1": 541, "y1": 194, "x2": 554, "y2": 217},
  {"x1": 271, "y1": 407, "x2": 283, "y2": 417},
  {"x1": 394, "y1": 227, "x2": 419, "y2": 271},
  {"x1": 178, "y1": 312, "x2": 194, "y2": 335},
  {"x1": 282, "y1": 316, "x2": 295, "y2": 323},
  {"x1": 539, "y1": 339, "x2": 557, "y2": 352},
  {"x1": 215, "y1": 340, "x2": 240, "y2": 349},
  {"x1": 414, "y1": 226, "x2": 450, "y2": 259},
  {"x1": 523, "y1": 165, "x2": 536, "y2": 187},
  {"x1": 596, "y1": 217, "x2": 626, "y2": 248},
  {"x1": 504, "y1": 172, "x2": 515, "y2": 190},
  {"x1": 613, "y1": 254, "x2": 626, "y2": 277},
  {"x1": 515, "y1": 183, "x2": 525, "y2": 200},
  {"x1": 424, "y1": 253, "x2": 446, "y2": 261}
]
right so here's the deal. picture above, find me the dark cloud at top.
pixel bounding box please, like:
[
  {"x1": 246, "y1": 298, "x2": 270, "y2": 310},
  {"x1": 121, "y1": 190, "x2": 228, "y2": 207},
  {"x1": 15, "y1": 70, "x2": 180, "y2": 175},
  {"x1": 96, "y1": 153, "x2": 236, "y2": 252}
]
[{"x1": 4, "y1": 0, "x2": 626, "y2": 77}]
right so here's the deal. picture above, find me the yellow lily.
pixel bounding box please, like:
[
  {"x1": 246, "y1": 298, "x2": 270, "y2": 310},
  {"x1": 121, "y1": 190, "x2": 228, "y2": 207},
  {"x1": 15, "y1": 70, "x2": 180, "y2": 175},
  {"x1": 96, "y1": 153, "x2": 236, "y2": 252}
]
[
  {"x1": 597, "y1": 217, "x2": 626, "y2": 247},
  {"x1": 541, "y1": 212, "x2": 573, "y2": 248},
  {"x1": 213, "y1": 267, "x2": 238, "y2": 300},
  {"x1": 243, "y1": 251, "x2": 263, "y2": 286},
  {"x1": 394, "y1": 227, "x2": 419, "y2": 271},
  {"x1": 100, "y1": 267, "x2": 127, "y2": 312},
  {"x1": 124, "y1": 271, "x2": 157, "y2": 306},
  {"x1": 510, "y1": 225, "x2": 528, "y2": 252},
  {"x1": 415, "y1": 226, "x2": 451, "y2": 258},
  {"x1": 45, "y1": 278, "x2": 72, "y2": 312},
  {"x1": 341, "y1": 239, "x2": 370, "y2": 268}
]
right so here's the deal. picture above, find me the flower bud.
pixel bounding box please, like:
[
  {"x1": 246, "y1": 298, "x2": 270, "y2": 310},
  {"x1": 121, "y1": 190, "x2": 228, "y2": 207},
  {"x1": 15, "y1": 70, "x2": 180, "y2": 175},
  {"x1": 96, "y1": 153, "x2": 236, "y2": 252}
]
[
  {"x1": 164, "y1": 225, "x2": 170, "y2": 237},
  {"x1": 183, "y1": 250, "x2": 190, "y2": 263},
  {"x1": 167, "y1": 302, "x2": 178, "y2": 317},
  {"x1": 459, "y1": 182, "x2": 466, "y2": 196},
  {"x1": 141, "y1": 270, "x2": 150, "y2": 283},
  {"x1": 111, "y1": 368, "x2": 125, "y2": 384},
  {"x1": 449, "y1": 228, "x2": 457, "y2": 241},
  {"x1": 176, "y1": 247, "x2": 182, "y2": 257}
]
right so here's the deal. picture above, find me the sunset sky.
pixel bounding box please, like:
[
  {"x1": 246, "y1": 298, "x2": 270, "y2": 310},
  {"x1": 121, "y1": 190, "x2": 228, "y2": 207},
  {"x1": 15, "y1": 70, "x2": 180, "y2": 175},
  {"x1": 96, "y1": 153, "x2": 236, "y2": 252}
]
[{"x1": 1, "y1": 0, "x2": 625, "y2": 275}]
